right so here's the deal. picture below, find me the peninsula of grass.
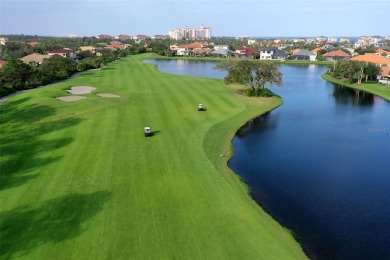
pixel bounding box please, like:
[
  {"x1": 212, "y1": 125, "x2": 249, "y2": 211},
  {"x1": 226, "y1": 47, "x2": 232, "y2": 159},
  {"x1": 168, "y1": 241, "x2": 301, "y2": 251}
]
[
  {"x1": 322, "y1": 73, "x2": 390, "y2": 101},
  {"x1": 0, "y1": 53, "x2": 307, "y2": 259}
]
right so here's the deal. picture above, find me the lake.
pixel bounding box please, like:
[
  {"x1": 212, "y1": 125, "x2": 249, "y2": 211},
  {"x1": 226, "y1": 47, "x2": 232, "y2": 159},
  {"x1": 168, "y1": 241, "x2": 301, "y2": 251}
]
[{"x1": 144, "y1": 59, "x2": 390, "y2": 260}]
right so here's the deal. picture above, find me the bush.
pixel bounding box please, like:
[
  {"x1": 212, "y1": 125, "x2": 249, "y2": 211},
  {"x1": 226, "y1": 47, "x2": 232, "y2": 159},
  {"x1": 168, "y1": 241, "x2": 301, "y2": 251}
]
[{"x1": 244, "y1": 88, "x2": 276, "y2": 97}]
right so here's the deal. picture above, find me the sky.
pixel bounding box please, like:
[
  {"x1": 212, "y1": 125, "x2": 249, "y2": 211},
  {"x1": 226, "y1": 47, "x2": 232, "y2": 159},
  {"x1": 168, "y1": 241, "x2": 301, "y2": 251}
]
[{"x1": 0, "y1": 0, "x2": 389, "y2": 37}]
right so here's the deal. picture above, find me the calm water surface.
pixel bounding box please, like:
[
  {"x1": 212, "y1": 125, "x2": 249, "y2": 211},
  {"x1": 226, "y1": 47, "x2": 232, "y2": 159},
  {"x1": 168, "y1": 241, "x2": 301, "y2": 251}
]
[{"x1": 145, "y1": 59, "x2": 390, "y2": 260}]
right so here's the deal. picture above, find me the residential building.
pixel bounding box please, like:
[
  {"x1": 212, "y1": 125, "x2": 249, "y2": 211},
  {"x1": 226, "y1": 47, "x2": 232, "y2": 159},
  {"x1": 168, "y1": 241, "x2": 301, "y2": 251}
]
[
  {"x1": 377, "y1": 67, "x2": 390, "y2": 85},
  {"x1": 323, "y1": 50, "x2": 350, "y2": 61},
  {"x1": 376, "y1": 48, "x2": 390, "y2": 59},
  {"x1": 27, "y1": 42, "x2": 40, "y2": 47},
  {"x1": 133, "y1": 35, "x2": 150, "y2": 41},
  {"x1": 355, "y1": 36, "x2": 384, "y2": 48},
  {"x1": 350, "y1": 53, "x2": 390, "y2": 67},
  {"x1": 311, "y1": 47, "x2": 322, "y2": 54},
  {"x1": 327, "y1": 37, "x2": 338, "y2": 43},
  {"x1": 291, "y1": 49, "x2": 317, "y2": 61},
  {"x1": 20, "y1": 53, "x2": 51, "y2": 64},
  {"x1": 316, "y1": 36, "x2": 327, "y2": 43},
  {"x1": 260, "y1": 47, "x2": 288, "y2": 60},
  {"x1": 340, "y1": 37, "x2": 351, "y2": 43},
  {"x1": 79, "y1": 46, "x2": 96, "y2": 53},
  {"x1": 173, "y1": 42, "x2": 208, "y2": 56},
  {"x1": 96, "y1": 34, "x2": 113, "y2": 39},
  {"x1": 152, "y1": 35, "x2": 169, "y2": 40},
  {"x1": 0, "y1": 60, "x2": 7, "y2": 68},
  {"x1": 0, "y1": 37, "x2": 8, "y2": 45},
  {"x1": 48, "y1": 48, "x2": 75, "y2": 58},
  {"x1": 209, "y1": 48, "x2": 232, "y2": 58},
  {"x1": 248, "y1": 39, "x2": 256, "y2": 45},
  {"x1": 214, "y1": 45, "x2": 229, "y2": 50},
  {"x1": 235, "y1": 46, "x2": 257, "y2": 59},
  {"x1": 169, "y1": 26, "x2": 211, "y2": 40}
]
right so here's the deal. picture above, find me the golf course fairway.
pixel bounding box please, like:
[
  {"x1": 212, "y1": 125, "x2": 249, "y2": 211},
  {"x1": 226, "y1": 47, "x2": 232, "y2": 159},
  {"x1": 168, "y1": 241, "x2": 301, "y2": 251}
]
[{"x1": 0, "y1": 54, "x2": 307, "y2": 259}]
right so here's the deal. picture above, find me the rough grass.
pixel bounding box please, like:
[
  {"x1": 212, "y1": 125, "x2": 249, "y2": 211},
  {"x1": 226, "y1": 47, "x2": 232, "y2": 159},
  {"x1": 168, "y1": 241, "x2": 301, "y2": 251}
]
[
  {"x1": 0, "y1": 53, "x2": 307, "y2": 259},
  {"x1": 322, "y1": 73, "x2": 390, "y2": 101}
]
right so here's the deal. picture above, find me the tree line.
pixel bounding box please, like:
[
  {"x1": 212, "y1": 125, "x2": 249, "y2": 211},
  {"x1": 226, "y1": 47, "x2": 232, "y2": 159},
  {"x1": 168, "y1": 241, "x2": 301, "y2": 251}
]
[{"x1": 327, "y1": 60, "x2": 380, "y2": 85}]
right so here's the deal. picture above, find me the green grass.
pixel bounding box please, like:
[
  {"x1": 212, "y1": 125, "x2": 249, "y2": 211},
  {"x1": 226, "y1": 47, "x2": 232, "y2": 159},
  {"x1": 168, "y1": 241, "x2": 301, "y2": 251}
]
[
  {"x1": 322, "y1": 73, "x2": 390, "y2": 101},
  {"x1": 0, "y1": 53, "x2": 307, "y2": 259}
]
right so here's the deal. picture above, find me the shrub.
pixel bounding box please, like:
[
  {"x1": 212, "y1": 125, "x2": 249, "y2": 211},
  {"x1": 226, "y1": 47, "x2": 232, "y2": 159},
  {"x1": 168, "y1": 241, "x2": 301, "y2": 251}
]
[{"x1": 244, "y1": 88, "x2": 276, "y2": 97}]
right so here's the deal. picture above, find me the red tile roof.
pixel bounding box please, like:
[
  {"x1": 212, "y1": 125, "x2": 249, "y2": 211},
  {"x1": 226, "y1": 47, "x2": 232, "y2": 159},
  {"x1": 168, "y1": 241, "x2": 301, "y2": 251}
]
[
  {"x1": 350, "y1": 54, "x2": 390, "y2": 65},
  {"x1": 48, "y1": 48, "x2": 74, "y2": 54},
  {"x1": 236, "y1": 46, "x2": 256, "y2": 54},
  {"x1": 380, "y1": 66, "x2": 390, "y2": 76},
  {"x1": 323, "y1": 50, "x2": 350, "y2": 57},
  {"x1": 27, "y1": 41, "x2": 40, "y2": 47}
]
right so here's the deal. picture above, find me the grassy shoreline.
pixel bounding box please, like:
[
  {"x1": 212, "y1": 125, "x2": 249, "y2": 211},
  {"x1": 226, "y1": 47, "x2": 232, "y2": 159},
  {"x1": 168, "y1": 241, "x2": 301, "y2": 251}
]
[
  {"x1": 322, "y1": 73, "x2": 390, "y2": 101},
  {"x1": 0, "y1": 53, "x2": 306, "y2": 259}
]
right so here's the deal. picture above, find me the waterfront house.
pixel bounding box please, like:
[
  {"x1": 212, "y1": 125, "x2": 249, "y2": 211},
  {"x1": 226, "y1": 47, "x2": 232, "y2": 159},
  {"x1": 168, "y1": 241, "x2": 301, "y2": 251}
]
[
  {"x1": 323, "y1": 50, "x2": 351, "y2": 61},
  {"x1": 20, "y1": 53, "x2": 51, "y2": 64},
  {"x1": 259, "y1": 47, "x2": 288, "y2": 60},
  {"x1": 350, "y1": 53, "x2": 390, "y2": 67},
  {"x1": 209, "y1": 48, "x2": 232, "y2": 58},
  {"x1": 377, "y1": 67, "x2": 390, "y2": 85},
  {"x1": 291, "y1": 49, "x2": 317, "y2": 61},
  {"x1": 235, "y1": 46, "x2": 257, "y2": 59}
]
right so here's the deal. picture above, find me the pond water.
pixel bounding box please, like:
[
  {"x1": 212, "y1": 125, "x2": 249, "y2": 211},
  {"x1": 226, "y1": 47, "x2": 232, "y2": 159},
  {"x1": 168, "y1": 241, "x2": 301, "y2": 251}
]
[{"x1": 144, "y1": 59, "x2": 390, "y2": 260}]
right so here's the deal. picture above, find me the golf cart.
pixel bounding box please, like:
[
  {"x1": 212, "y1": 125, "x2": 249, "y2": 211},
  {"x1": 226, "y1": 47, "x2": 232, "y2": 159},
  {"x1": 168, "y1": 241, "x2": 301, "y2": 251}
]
[
  {"x1": 144, "y1": 127, "x2": 151, "y2": 137},
  {"x1": 198, "y1": 104, "x2": 204, "y2": 111}
]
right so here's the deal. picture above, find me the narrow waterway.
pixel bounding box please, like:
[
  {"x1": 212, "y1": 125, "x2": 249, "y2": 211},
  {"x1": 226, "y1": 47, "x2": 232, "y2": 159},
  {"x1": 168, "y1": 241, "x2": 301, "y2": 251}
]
[{"x1": 145, "y1": 59, "x2": 390, "y2": 260}]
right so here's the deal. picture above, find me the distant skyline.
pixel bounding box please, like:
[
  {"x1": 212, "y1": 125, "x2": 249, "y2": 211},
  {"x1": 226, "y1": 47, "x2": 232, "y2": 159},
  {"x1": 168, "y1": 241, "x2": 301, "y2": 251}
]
[{"x1": 1, "y1": 0, "x2": 389, "y2": 37}]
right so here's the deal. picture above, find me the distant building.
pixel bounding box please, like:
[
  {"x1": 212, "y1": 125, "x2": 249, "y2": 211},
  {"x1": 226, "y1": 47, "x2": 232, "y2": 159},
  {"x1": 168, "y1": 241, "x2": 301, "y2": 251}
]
[
  {"x1": 327, "y1": 37, "x2": 338, "y2": 43},
  {"x1": 169, "y1": 25, "x2": 211, "y2": 40},
  {"x1": 323, "y1": 50, "x2": 351, "y2": 61},
  {"x1": 133, "y1": 34, "x2": 150, "y2": 41},
  {"x1": 152, "y1": 35, "x2": 169, "y2": 40},
  {"x1": 0, "y1": 37, "x2": 8, "y2": 45},
  {"x1": 235, "y1": 46, "x2": 257, "y2": 59},
  {"x1": 27, "y1": 41, "x2": 40, "y2": 47},
  {"x1": 116, "y1": 34, "x2": 132, "y2": 40},
  {"x1": 260, "y1": 47, "x2": 288, "y2": 60},
  {"x1": 96, "y1": 34, "x2": 113, "y2": 39},
  {"x1": 20, "y1": 53, "x2": 51, "y2": 64},
  {"x1": 291, "y1": 49, "x2": 317, "y2": 61},
  {"x1": 340, "y1": 37, "x2": 351, "y2": 43},
  {"x1": 248, "y1": 39, "x2": 256, "y2": 45},
  {"x1": 48, "y1": 48, "x2": 75, "y2": 58}
]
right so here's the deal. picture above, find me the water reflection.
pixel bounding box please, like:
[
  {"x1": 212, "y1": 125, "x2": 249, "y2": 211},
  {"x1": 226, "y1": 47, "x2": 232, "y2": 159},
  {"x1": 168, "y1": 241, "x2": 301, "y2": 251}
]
[{"x1": 332, "y1": 84, "x2": 374, "y2": 106}]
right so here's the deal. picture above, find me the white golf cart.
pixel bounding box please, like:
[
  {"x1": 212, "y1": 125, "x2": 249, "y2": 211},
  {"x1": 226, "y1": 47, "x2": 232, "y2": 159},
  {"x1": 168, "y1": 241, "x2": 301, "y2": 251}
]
[
  {"x1": 144, "y1": 127, "x2": 151, "y2": 137},
  {"x1": 198, "y1": 104, "x2": 204, "y2": 111}
]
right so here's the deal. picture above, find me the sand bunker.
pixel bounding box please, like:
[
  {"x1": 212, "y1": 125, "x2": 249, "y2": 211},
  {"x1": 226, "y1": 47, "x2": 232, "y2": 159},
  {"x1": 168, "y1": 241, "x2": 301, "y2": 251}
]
[
  {"x1": 66, "y1": 86, "x2": 96, "y2": 94},
  {"x1": 97, "y1": 93, "x2": 120, "y2": 98},
  {"x1": 56, "y1": 96, "x2": 87, "y2": 102}
]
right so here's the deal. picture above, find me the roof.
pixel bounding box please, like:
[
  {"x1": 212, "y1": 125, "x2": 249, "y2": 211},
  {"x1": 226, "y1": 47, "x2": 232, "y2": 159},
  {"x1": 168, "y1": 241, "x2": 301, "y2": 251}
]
[
  {"x1": 192, "y1": 48, "x2": 212, "y2": 53},
  {"x1": 323, "y1": 50, "x2": 350, "y2": 57},
  {"x1": 261, "y1": 47, "x2": 288, "y2": 57},
  {"x1": 0, "y1": 60, "x2": 7, "y2": 68},
  {"x1": 178, "y1": 42, "x2": 207, "y2": 49},
  {"x1": 210, "y1": 49, "x2": 232, "y2": 55},
  {"x1": 380, "y1": 66, "x2": 390, "y2": 76},
  {"x1": 350, "y1": 54, "x2": 390, "y2": 65},
  {"x1": 312, "y1": 47, "x2": 322, "y2": 54},
  {"x1": 291, "y1": 49, "x2": 301, "y2": 55},
  {"x1": 27, "y1": 41, "x2": 40, "y2": 47},
  {"x1": 292, "y1": 49, "x2": 316, "y2": 56},
  {"x1": 236, "y1": 46, "x2": 256, "y2": 54},
  {"x1": 20, "y1": 53, "x2": 51, "y2": 63},
  {"x1": 376, "y1": 49, "x2": 390, "y2": 55},
  {"x1": 48, "y1": 48, "x2": 74, "y2": 54}
]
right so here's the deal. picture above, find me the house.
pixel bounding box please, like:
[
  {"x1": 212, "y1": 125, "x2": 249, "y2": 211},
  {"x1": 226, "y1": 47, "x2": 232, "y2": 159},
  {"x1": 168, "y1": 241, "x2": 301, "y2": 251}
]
[
  {"x1": 311, "y1": 47, "x2": 322, "y2": 54},
  {"x1": 235, "y1": 46, "x2": 257, "y2": 59},
  {"x1": 0, "y1": 60, "x2": 7, "y2": 68},
  {"x1": 27, "y1": 41, "x2": 40, "y2": 47},
  {"x1": 350, "y1": 53, "x2": 390, "y2": 67},
  {"x1": 79, "y1": 46, "x2": 96, "y2": 53},
  {"x1": 48, "y1": 48, "x2": 75, "y2": 58},
  {"x1": 192, "y1": 48, "x2": 212, "y2": 56},
  {"x1": 327, "y1": 37, "x2": 338, "y2": 43},
  {"x1": 290, "y1": 49, "x2": 301, "y2": 55},
  {"x1": 0, "y1": 37, "x2": 8, "y2": 45},
  {"x1": 248, "y1": 39, "x2": 256, "y2": 45},
  {"x1": 340, "y1": 37, "x2": 351, "y2": 43},
  {"x1": 260, "y1": 47, "x2": 288, "y2": 60},
  {"x1": 291, "y1": 49, "x2": 317, "y2": 61},
  {"x1": 323, "y1": 50, "x2": 351, "y2": 61},
  {"x1": 213, "y1": 45, "x2": 229, "y2": 50},
  {"x1": 376, "y1": 48, "x2": 390, "y2": 59},
  {"x1": 377, "y1": 67, "x2": 390, "y2": 85},
  {"x1": 20, "y1": 53, "x2": 51, "y2": 64},
  {"x1": 209, "y1": 48, "x2": 232, "y2": 58},
  {"x1": 174, "y1": 42, "x2": 208, "y2": 56}
]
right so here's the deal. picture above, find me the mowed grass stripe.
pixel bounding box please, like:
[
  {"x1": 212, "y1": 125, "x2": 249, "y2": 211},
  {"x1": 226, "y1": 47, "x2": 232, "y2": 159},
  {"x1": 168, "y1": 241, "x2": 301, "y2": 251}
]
[{"x1": 0, "y1": 53, "x2": 307, "y2": 259}]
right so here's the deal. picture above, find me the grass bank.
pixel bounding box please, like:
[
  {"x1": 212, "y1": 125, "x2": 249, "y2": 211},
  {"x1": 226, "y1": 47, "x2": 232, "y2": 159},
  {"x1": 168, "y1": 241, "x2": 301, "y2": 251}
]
[
  {"x1": 0, "y1": 53, "x2": 306, "y2": 259},
  {"x1": 322, "y1": 73, "x2": 390, "y2": 101}
]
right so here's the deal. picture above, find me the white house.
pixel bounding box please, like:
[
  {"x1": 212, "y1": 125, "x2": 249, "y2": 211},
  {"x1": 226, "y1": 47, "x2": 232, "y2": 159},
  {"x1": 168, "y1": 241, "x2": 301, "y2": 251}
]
[{"x1": 213, "y1": 45, "x2": 229, "y2": 50}]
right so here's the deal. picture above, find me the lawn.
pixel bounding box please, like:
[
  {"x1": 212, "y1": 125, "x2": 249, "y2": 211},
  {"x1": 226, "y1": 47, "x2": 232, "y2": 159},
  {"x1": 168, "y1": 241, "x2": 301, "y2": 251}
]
[
  {"x1": 322, "y1": 73, "x2": 390, "y2": 101},
  {"x1": 0, "y1": 53, "x2": 307, "y2": 259}
]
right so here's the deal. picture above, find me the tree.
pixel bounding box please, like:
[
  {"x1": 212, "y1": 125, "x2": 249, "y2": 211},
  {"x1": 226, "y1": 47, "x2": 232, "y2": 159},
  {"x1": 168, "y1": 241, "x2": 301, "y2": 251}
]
[{"x1": 215, "y1": 60, "x2": 282, "y2": 96}]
